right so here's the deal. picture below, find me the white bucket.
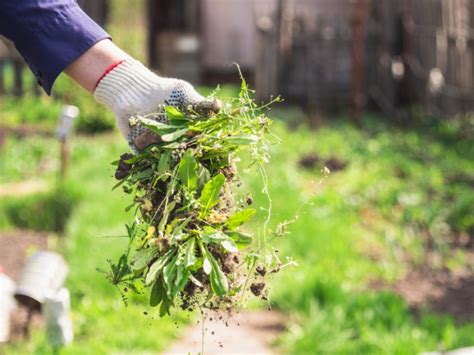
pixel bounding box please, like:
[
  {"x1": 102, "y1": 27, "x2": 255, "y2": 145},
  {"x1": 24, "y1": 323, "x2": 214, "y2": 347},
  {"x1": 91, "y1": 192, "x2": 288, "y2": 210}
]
[
  {"x1": 0, "y1": 271, "x2": 16, "y2": 342},
  {"x1": 14, "y1": 251, "x2": 68, "y2": 310},
  {"x1": 44, "y1": 288, "x2": 73, "y2": 347}
]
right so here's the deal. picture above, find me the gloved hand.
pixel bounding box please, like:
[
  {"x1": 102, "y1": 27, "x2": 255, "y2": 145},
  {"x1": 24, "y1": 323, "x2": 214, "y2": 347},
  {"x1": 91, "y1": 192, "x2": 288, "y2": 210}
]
[{"x1": 94, "y1": 59, "x2": 220, "y2": 151}]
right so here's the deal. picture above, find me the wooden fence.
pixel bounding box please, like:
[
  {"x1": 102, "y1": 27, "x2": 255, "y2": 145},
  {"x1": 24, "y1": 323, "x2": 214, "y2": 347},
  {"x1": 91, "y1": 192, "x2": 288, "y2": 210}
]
[
  {"x1": 404, "y1": 0, "x2": 474, "y2": 116},
  {"x1": 255, "y1": 0, "x2": 474, "y2": 118}
]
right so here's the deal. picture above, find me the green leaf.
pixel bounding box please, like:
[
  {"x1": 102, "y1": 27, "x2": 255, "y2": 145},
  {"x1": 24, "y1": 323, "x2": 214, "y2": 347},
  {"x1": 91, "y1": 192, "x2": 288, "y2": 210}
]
[
  {"x1": 197, "y1": 165, "x2": 211, "y2": 190},
  {"x1": 132, "y1": 168, "x2": 153, "y2": 181},
  {"x1": 221, "y1": 239, "x2": 238, "y2": 253},
  {"x1": 198, "y1": 173, "x2": 225, "y2": 218},
  {"x1": 158, "y1": 151, "x2": 171, "y2": 176},
  {"x1": 201, "y1": 230, "x2": 228, "y2": 244},
  {"x1": 159, "y1": 294, "x2": 172, "y2": 317},
  {"x1": 225, "y1": 134, "x2": 259, "y2": 145},
  {"x1": 165, "y1": 106, "x2": 185, "y2": 120},
  {"x1": 124, "y1": 202, "x2": 135, "y2": 212},
  {"x1": 149, "y1": 278, "x2": 163, "y2": 307},
  {"x1": 239, "y1": 66, "x2": 248, "y2": 97},
  {"x1": 226, "y1": 208, "x2": 256, "y2": 229},
  {"x1": 158, "y1": 201, "x2": 177, "y2": 232},
  {"x1": 185, "y1": 238, "x2": 197, "y2": 267},
  {"x1": 203, "y1": 257, "x2": 212, "y2": 275},
  {"x1": 161, "y1": 128, "x2": 188, "y2": 142},
  {"x1": 162, "y1": 142, "x2": 182, "y2": 149},
  {"x1": 178, "y1": 151, "x2": 198, "y2": 192},
  {"x1": 207, "y1": 253, "x2": 229, "y2": 296},
  {"x1": 124, "y1": 152, "x2": 148, "y2": 164},
  {"x1": 172, "y1": 266, "x2": 190, "y2": 298},
  {"x1": 137, "y1": 117, "x2": 181, "y2": 135},
  {"x1": 172, "y1": 217, "x2": 192, "y2": 235},
  {"x1": 165, "y1": 107, "x2": 190, "y2": 126},
  {"x1": 112, "y1": 179, "x2": 125, "y2": 191},
  {"x1": 228, "y1": 231, "x2": 253, "y2": 248},
  {"x1": 145, "y1": 249, "x2": 175, "y2": 285},
  {"x1": 130, "y1": 248, "x2": 157, "y2": 272},
  {"x1": 163, "y1": 254, "x2": 179, "y2": 297},
  {"x1": 202, "y1": 231, "x2": 238, "y2": 252}
]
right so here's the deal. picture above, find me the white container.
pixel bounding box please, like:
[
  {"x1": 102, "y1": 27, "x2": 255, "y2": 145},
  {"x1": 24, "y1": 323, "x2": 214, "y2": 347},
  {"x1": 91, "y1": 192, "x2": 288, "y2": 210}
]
[
  {"x1": 43, "y1": 288, "x2": 73, "y2": 347},
  {"x1": 15, "y1": 251, "x2": 68, "y2": 310},
  {"x1": 0, "y1": 271, "x2": 16, "y2": 342}
]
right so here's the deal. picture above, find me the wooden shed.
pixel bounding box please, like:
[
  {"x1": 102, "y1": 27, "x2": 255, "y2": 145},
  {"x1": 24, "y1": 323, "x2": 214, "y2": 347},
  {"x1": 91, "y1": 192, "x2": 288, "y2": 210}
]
[
  {"x1": 146, "y1": 0, "x2": 256, "y2": 84},
  {"x1": 254, "y1": 0, "x2": 354, "y2": 111}
]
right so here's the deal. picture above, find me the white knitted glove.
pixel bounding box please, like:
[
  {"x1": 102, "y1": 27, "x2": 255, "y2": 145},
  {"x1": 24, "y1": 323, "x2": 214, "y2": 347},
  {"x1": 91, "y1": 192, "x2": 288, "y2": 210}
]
[{"x1": 94, "y1": 59, "x2": 220, "y2": 150}]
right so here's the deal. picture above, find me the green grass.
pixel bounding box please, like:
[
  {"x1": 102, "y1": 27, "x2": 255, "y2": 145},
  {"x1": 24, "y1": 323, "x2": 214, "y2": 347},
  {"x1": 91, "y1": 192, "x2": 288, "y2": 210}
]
[
  {"x1": 0, "y1": 136, "x2": 57, "y2": 183},
  {"x1": 245, "y1": 115, "x2": 474, "y2": 354}
]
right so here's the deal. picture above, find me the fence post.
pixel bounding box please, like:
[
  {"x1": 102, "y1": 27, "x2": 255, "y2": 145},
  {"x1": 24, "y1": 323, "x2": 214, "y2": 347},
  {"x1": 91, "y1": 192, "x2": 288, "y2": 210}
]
[
  {"x1": 0, "y1": 60, "x2": 4, "y2": 95},
  {"x1": 351, "y1": 0, "x2": 370, "y2": 125},
  {"x1": 255, "y1": 0, "x2": 282, "y2": 103},
  {"x1": 13, "y1": 60, "x2": 23, "y2": 97}
]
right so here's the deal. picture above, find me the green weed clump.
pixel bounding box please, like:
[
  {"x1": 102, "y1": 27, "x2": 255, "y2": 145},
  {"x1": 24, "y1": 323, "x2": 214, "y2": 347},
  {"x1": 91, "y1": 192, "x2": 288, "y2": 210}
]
[{"x1": 107, "y1": 78, "x2": 287, "y2": 316}]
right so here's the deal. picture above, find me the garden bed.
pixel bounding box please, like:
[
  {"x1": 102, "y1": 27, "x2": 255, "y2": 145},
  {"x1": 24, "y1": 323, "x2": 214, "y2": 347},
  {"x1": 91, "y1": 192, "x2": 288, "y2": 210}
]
[
  {"x1": 0, "y1": 230, "x2": 48, "y2": 341},
  {"x1": 0, "y1": 230, "x2": 48, "y2": 280}
]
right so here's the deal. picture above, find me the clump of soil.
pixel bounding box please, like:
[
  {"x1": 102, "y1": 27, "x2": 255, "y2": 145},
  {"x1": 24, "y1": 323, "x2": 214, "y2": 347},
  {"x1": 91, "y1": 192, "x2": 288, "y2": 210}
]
[
  {"x1": 299, "y1": 153, "x2": 319, "y2": 169},
  {"x1": 250, "y1": 282, "x2": 266, "y2": 296},
  {"x1": 298, "y1": 153, "x2": 347, "y2": 172}
]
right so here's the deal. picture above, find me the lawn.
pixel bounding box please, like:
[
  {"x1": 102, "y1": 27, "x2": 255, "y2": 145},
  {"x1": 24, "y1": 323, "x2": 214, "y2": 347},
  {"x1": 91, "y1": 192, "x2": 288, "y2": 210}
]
[
  {"x1": 263, "y1": 115, "x2": 474, "y2": 354},
  {"x1": 1, "y1": 103, "x2": 473, "y2": 353}
]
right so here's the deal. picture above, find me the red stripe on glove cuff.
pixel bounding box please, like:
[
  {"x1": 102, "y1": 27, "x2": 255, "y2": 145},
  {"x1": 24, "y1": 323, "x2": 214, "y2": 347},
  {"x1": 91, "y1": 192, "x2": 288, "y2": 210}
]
[{"x1": 94, "y1": 60, "x2": 125, "y2": 90}]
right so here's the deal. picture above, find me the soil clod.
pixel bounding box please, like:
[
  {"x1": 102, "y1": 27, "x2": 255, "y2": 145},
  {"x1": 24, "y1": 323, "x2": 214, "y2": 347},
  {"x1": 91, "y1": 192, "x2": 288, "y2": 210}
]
[{"x1": 250, "y1": 282, "x2": 266, "y2": 296}]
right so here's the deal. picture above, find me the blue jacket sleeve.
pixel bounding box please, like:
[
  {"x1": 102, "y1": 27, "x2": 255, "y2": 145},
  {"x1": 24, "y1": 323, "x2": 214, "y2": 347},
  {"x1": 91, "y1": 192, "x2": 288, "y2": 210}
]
[{"x1": 0, "y1": 1, "x2": 111, "y2": 95}]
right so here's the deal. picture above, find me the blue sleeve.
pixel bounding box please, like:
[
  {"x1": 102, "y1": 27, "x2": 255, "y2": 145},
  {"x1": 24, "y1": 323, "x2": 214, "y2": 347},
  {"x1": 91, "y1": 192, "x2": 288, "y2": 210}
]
[{"x1": 0, "y1": 1, "x2": 111, "y2": 95}]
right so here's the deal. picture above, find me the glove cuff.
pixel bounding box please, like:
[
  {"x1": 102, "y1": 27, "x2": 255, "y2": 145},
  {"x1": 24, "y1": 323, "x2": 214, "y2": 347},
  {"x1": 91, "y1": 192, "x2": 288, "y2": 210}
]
[{"x1": 94, "y1": 59, "x2": 160, "y2": 113}]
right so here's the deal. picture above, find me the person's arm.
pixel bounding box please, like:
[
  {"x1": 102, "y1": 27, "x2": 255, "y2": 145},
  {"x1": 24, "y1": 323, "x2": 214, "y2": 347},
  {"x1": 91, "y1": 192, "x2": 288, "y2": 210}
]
[
  {"x1": 64, "y1": 39, "x2": 128, "y2": 93},
  {"x1": 0, "y1": 0, "x2": 110, "y2": 95}
]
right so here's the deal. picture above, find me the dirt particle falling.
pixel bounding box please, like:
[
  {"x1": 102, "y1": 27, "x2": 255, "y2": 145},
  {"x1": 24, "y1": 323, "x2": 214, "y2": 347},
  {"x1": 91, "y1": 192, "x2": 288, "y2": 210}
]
[
  {"x1": 256, "y1": 264, "x2": 267, "y2": 276},
  {"x1": 246, "y1": 194, "x2": 253, "y2": 205},
  {"x1": 250, "y1": 282, "x2": 266, "y2": 296}
]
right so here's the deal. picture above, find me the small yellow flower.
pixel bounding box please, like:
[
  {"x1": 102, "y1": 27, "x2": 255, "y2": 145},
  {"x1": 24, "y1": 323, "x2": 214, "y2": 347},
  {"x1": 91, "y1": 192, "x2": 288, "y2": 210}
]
[{"x1": 145, "y1": 226, "x2": 156, "y2": 240}]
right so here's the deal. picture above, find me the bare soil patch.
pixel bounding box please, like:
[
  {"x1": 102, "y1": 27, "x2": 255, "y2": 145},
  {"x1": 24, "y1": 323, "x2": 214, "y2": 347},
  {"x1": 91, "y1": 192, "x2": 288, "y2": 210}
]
[
  {"x1": 298, "y1": 153, "x2": 348, "y2": 172},
  {"x1": 0, "y1": 180, "x2": 49, "y2": 198},
  {"x1": 0, "y1": 230, "x2": 48, "y2": 340},
  {"x1": 394, "y1": 267, "x2": 474, "y2": 322},
  {"x1": 372, "y1": 258, "x2": 474, "y2": 322},
  {"x1": 0, "y1": 230, "x2": 48, "y2": 280}
]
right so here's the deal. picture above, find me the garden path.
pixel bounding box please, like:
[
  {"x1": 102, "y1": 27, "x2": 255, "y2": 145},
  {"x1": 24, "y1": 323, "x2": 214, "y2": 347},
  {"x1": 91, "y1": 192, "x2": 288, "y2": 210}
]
[{"x1": 164, "y1": 310, "x2": 286, "y2": 355}]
